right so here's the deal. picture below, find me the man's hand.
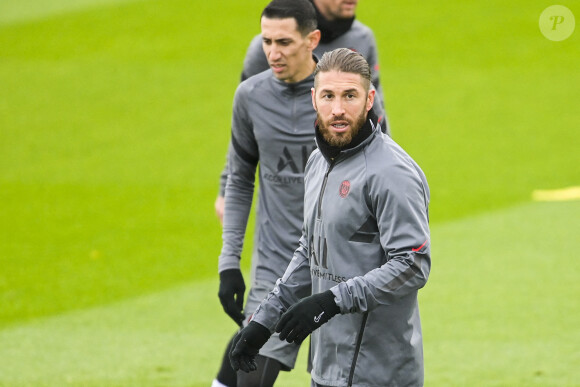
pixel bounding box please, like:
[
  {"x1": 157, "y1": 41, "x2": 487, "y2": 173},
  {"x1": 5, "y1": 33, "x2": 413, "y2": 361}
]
[
  {"x1": 218, "y1": 269, "x2": 246, "y2": 326},
  {"x1": 275, "y1": 290, "x2": 340, "y2": 344},
  {"x1": 229, "y1": 321, "x2": 271, "y2": 373},
  {"x1": 214, "y1": 195, "x2": 225, "y2": 225}
]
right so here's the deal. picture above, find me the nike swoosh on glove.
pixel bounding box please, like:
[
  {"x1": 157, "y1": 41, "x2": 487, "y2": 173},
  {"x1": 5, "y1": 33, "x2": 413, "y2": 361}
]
[
  {"x1": 229, "y1": 321, "x2": 271, "y2": 373},
  {"x1": 218, "y1": 269, "x2": 246, "y2": 326},
  {"x1": 275, "y1": 290, "x2": 340, "y2": 344}
]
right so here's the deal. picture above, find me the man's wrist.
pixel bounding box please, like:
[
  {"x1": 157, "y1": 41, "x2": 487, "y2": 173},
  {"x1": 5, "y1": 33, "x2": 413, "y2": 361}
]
[
  {"x1": 318, "y1": 290, "x2": 340, "y2": 316},
  {"x1": 218, "y1": 256, "x2": 242, "y2": 274},
  {"x1": 246, "y1": 321, "x2": 271, "y2": 346},
  {"x1": 219, "y1": 268, "x2": 241, "y2": 276}
]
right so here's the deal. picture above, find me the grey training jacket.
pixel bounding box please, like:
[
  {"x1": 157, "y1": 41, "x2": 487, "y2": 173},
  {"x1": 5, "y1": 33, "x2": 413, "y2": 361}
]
[
  {"x1": 218, "y1": 69, "x2": 318, "y2": 284},
  {"x1": 251, "y1": 118, "x2": 431, "y2": 386}
]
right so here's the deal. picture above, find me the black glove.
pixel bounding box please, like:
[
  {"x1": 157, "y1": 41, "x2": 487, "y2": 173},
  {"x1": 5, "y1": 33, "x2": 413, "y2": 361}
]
[
  {"x1": 218, "y1": 269, "x2": 246, "y2": 326},
  {"x1": 275, "y1": 290, "x2": 340, "y2": 344},
  {"x1": 229, "y1": 321, "x2": 271, "y2": 373}
]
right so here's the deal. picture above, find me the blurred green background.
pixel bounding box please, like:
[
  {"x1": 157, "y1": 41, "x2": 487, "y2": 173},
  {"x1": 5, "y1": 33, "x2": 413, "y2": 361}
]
[{"x1": 0, "y1": 0, "x2": 578, "y2": 385}]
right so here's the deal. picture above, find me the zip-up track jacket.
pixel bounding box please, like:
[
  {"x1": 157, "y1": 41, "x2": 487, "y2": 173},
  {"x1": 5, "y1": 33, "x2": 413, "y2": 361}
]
[
  {"x1": 219, "y1": 70, "x2": 319, "y2": 284},
  {"x1": 252, "y1": 120, "x2": 431, "y2": 386}
]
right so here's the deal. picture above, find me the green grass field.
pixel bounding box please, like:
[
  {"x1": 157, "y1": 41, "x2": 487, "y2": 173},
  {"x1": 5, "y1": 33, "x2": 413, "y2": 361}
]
[{"x1": 1, "y1": 0, "x2": 578, "y2": 385}]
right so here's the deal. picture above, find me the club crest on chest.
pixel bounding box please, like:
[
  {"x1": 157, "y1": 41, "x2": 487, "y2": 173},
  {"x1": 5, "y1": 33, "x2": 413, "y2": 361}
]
[{"x1": 339, "y1": 180, "x2": 350, "y2": 198}]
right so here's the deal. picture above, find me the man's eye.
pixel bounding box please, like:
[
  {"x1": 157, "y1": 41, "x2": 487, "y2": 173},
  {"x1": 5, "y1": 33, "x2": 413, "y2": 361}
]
[
  {"x1": 346, "y1": 94, "x2": 355, "y2": 99},
  {"x1": 263, "y1": 39, "x2": 271, "y2": 45}
]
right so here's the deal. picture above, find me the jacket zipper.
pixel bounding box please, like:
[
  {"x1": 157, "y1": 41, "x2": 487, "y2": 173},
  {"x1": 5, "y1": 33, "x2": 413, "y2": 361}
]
[
  {"x1": 317, "y1": 161, "x2": 335, "y2": 218},
  {"x1": 347, "y1": 312, "x2": 369, "y2": 386}
]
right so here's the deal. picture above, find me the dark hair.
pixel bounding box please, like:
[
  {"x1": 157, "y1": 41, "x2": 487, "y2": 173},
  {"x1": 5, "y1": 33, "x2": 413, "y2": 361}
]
[
  {"x1": 262, "y1": 0, "x2": 317, "y2": 36},
  {"x1": 314, "y1": 48, "x2": 372, "y2": 91}
]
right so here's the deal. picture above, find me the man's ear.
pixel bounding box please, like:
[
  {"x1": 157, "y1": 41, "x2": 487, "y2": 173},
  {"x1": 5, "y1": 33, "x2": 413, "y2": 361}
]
[
  {"x1": 311, "y1": 87, "x2": 317, "y2": 111},
  {"x1": 307, "y1": 29, "x2": 321, "y2": 51},
  {"x1": 366, "y1": 89, "x2": 376, "y2": 112}
]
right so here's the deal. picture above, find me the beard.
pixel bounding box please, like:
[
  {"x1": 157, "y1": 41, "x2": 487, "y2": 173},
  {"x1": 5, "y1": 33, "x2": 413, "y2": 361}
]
[{"x1": 317, "y1": 106, "x2": 368, "y2": 148}]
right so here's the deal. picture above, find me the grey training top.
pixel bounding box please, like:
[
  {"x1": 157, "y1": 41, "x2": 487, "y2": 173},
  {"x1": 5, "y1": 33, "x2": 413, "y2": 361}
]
[
  {"x1": 251, "y1": 118, "x2": 431, "y2": 386},
  {"x1": 218, "y1": 69, "x2": 318, "y2": 284}
]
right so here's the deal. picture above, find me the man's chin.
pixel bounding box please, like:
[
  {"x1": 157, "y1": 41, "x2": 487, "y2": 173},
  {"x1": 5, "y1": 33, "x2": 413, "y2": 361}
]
[
  {"x1": 271, "y1": 69, "x2": 287, "y2": 80},
  {"x1": 325, "y1": 133, "x2": 350, "y2": 148}
]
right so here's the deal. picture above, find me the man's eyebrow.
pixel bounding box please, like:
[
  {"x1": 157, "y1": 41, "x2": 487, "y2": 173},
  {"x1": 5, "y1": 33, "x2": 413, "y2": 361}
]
[
  {"x1": 319, "y1": 88, "x2": 360, "y2": 94},
  {"x1": 263, "y1": 37, "x2": 293, "y2": 43}
]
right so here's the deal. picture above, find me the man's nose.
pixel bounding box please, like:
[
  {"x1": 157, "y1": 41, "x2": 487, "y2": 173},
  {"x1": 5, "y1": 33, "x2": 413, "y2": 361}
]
[
  {"x1": 268, "y1": 44, "x2": 282, "y2": 61},
  {"x1": 331, "y1": 100, "x2": 345, "y2": 116}
]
